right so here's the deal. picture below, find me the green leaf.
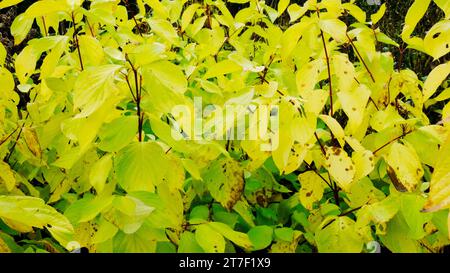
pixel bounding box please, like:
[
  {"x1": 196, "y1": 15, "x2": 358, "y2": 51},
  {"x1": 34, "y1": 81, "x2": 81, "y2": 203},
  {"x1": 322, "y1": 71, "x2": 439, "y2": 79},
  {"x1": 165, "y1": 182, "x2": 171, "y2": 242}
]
[
  {"x1": 113, "y1": 223, "x2": 163, "y2": 252},
  {"x1": 178, "y1": 231, "x2": 204, "y2": 253},
  {"x1": 248, "y1": 225, "x2": 273, "y2": 250},
  {"x1": 274, "y1": 227, "x2": 294, "y2": 242}
]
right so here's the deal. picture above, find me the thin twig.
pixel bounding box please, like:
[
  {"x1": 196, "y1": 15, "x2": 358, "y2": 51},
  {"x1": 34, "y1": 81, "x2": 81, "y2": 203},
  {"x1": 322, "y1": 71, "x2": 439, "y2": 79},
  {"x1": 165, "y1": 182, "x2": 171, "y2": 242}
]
[
  {"x1": 71, "y1": 12, "x2": 84, "y2": 71},
  {"x1": 346, "y1": 33, "x2": 375, "y2": 82}
]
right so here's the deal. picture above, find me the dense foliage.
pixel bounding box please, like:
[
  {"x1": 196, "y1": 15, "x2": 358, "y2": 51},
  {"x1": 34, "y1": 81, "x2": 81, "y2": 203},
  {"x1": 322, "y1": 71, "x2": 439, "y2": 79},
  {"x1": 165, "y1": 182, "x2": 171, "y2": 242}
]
[{"x1": 0, "y1": 0, "x2": 449, "y2": 253}]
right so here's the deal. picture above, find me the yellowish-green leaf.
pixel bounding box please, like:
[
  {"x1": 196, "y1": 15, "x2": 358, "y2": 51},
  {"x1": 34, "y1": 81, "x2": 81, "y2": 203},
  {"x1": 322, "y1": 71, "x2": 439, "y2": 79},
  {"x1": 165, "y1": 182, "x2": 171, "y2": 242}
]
[
  {"x1": 0, "y1": 196, "x2": 74, "y2": 248},
  {"x1": 204, "y1": 59, "x2": 242, "y2": 79},
  {"x1": 148, "y1": 18, "x2": 179, "y2": 45},
  {"x1": 14, "y1": 45, "x2": 37, "y2": 83},
  {"x1": 208, "y1": 222, "x2": 253, "y2": 250},
  {"x1": 89, "y1": 154, "x2": 112, "y2": 194},
  {"x1": 195, "y1": 224, "x2": 225, "y2": 253},
  {"x1": 316, "y1": 216, "x2": 364, "y2": 253},
  {"x1": 143, "y1": 61, "x2": 187, "y2": 94},
  {"x1": 73, "y1": 64, "x2": 122, "y2": 117},
  {"x1": 115, "y1": 142, "x2": 170, "y2": 193}
]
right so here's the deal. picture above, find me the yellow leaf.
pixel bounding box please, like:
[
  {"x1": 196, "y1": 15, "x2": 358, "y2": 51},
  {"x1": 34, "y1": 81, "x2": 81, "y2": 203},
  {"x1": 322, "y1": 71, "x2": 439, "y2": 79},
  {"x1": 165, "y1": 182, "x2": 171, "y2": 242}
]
[
  {"x1": 0, "y1": 161, "x2": 16, "y2": 192},
  {"x1": 424, "y1": 20, "x2": 450, "y2": 60},
  {"x1": 434, "y1": 0, "x2": 450, "y2": 19},
  {"x1": 143, "y1": 0, "x2": 169, "y2": 19},
  {"x1": 423, "y1": 133, "x2": 450, "y2": 212},
  {"x1": 23, "y1": 127, "x2": 42, "y2": 158},
  {"x1": 319, "y1": 114, "x2": 345, "y2": 147},
  {"x1": 277, "y1": 0, "x2": 290, "y2": 16},
  {"x1": 332, "y1": 54, "x2": 356, "y2": 93},
  {"x1": 343, "y1": 3, "x2": 366, "y2": 23},
  {"x1": 402, "y1": 0, "x2": 431, "y2": 41},
  {"x1": 423, "y1": 62, "x2": 450, "y2": 101},
  {"x1": 181, "y1": 4, "x2": 200, "y2": 32},
  {"x1": 337, "y1": 84, "x2": 371, "y2": 134},
  {"x1": 89, "y1": 154, "x2": 113, "y2": 194},
  {"x1": 298, "y1": 171, "x2": 324, "y2": 210},
  {"x1": 385, "y1": 142, "x2": 424, "y2": 192},
  {"x1": 287, "y1": 3, "x2": 308, "y2": 23},
  {"x1": 371, "y1": 3, "x2": 386, "y2": 25},
  {"x1": 24, "y1": 0, "x2": 68, "y2": 18},
  {"x1": 325, "y1": 147, "x2": 355, "y2": 191},
  {"x1": 319, "y1": 19, "x2": 347, "y2": 43},
  {"x1": 283, "y1": 143, "x2": 309, "y2": 175},
  {"x1": 204, "y1": 60, "x2": 242, "y2": 79},
  {"x1": 0, "y1": 0, "x2": 23, "y2": 9},
  {"x1": 352, "y1": 150, "x2": 375, "y2": 182}
]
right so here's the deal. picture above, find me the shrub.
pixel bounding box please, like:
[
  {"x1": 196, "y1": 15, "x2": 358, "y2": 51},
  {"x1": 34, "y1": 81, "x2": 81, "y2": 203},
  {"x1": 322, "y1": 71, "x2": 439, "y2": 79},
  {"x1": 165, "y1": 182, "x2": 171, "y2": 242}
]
[{"x1": 0, "y1": 0, "x2": 449, "y2": 253}]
